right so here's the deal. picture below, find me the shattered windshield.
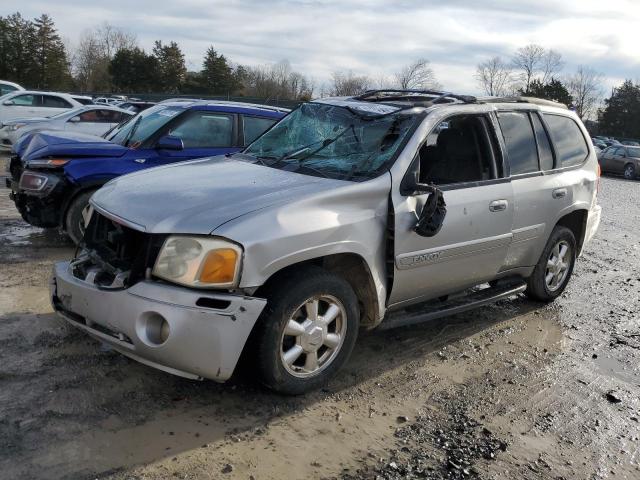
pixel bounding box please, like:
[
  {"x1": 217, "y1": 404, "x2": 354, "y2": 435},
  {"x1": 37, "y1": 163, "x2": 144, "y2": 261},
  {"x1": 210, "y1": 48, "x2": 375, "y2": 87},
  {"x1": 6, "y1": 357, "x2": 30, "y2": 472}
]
[
  {"x1": 242, "y1": 102, "x2": 418, "y2": 181},
  {"x1": 106, "y1": 105, "x2": 183, "y2": 147}
]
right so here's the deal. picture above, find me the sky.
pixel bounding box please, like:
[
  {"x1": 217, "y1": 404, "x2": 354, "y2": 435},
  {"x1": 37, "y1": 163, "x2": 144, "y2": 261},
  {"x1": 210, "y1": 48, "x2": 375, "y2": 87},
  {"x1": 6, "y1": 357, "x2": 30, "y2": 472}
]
[{"x1": 3, "y1": 0, "x2": 640, "y2": 95}]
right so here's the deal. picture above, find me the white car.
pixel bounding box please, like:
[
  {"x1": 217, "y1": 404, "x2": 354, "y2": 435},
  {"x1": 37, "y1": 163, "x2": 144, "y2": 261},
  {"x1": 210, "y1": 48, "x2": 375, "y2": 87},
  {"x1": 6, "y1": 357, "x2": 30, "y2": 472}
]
[
  {"x1": 0, "y1": 80, "x2": 24, "y2": 96},
  {"x1": 94, "y1": 97, "x2": 122, "y2": 106},
  {"x1": 0, "y1": 105, "x2": 133, "y2": 152},
  {"x1": 0, "y1": 91, "x2": 83, "y2": 125}
]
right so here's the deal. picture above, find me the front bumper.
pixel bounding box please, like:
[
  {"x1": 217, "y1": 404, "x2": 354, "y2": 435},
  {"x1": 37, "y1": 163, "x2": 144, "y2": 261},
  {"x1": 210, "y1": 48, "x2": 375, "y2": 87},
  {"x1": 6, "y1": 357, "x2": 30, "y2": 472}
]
[
  {"x1": 8, "y1": 170, "x2": 67, "y2": 228},
  {"x1": 51, "y1": 260, "x2": 267, "y2": 381}
]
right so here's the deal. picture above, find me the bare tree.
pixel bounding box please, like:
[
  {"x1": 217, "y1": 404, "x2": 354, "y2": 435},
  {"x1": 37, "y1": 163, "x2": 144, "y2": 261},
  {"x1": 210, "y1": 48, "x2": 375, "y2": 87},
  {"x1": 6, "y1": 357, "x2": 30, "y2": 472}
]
[
  {"x1": 476, "y1": 56, "x2": 514, "y2": 96},
  {"x1": 330, "y1": 70, "x2": 371, "y2": 96},
  {"x1": 541, "y1": 49, "x2": 564, "y2": 84},
  {"x1": 241, "y1": 60, "x2": 313, "y2": 100},
  {"x1": 512, "y1": 44, "x2": 565, "y2": 92},
  {"x1": 566, "y1": 66, "x2": 604, "y2": 119},
  {"x1": 394, "y1": 58, "x2": 439, "y2": 90}
]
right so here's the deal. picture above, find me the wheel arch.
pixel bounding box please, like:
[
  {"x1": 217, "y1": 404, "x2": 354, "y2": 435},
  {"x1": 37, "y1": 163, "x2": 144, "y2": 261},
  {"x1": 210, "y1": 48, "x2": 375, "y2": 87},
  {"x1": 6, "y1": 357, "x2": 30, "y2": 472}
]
[
  {"x1": 554, "y1": 208, "x2": 588, "y2": 256},
  {"x1": 253, "y1": 252, "x2": 381, "y2": 328},
  {"x1": 60, "y1": 180, "x2": 110, "y2": 229}
]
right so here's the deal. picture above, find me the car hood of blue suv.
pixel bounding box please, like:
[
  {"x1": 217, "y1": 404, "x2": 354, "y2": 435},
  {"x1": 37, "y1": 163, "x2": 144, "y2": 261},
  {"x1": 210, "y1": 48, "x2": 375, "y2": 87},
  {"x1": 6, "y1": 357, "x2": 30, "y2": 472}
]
[{"x1": 16, "y1": 130, "x2": 128, "y2": 161}]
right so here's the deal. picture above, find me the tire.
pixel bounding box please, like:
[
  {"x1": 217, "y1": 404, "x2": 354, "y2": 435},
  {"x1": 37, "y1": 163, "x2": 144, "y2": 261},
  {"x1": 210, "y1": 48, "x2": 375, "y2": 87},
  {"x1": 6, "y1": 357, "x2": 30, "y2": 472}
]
[
  {"x1": 525, "y1": 226, "x2": 576, "y2": 302},
  {"x1": 64, "y1": 190, "x2": 95, "y2": 245},
  {"x1": 253, "y1": 266, "x2": 359, "y2": 395},
  {"x1": 624, "y1": 163, "x2": 636, "y2": 180}
]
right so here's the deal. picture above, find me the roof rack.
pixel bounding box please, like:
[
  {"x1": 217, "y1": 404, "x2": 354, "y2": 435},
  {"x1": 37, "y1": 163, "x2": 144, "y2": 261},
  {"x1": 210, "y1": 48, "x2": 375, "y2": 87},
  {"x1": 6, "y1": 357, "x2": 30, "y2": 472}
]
[
  {"x1": 355, "y1": 89, "x2": 477, "y2": 105},
  {"x1": 477, "y1": 96, "x2": 568, "y2": 109}
]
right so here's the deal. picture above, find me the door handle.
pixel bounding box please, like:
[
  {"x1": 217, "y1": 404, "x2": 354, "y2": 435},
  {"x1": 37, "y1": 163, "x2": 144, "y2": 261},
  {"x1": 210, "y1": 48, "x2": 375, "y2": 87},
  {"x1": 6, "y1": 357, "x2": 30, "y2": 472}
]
[
  {"x1": 552, "y1": 188, "x2": 567, "y2": 199},
  {"x1": 489, "y1": 200, "x2": 508, "y2": 212}
]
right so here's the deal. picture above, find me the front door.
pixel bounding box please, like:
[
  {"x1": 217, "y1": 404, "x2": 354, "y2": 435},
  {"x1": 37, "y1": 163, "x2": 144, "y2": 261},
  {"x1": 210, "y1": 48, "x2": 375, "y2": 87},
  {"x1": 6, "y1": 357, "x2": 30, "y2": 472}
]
[{"x1": 388, "y1": 113, "x2": 514, "y2": 308}]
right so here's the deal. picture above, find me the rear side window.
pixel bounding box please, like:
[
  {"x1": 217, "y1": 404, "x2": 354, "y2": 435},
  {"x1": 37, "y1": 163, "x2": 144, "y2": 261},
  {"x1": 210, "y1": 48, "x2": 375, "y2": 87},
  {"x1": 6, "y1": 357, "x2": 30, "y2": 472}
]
[
  {"x1": 531, "y1": 114, "x2": 554, "y2": 171},
  {"x1": 543, "y1": 114, "x2": 589, "y2": 168},
  {"x1": 42, "y1": 95, "x2": 72, "y2": 108},
  {"x1": 497, "y1": 111, "x2": 539, "y2": 175},
  {"x1": 243, "y1": 116, "x2": 276, "y2": 145}
]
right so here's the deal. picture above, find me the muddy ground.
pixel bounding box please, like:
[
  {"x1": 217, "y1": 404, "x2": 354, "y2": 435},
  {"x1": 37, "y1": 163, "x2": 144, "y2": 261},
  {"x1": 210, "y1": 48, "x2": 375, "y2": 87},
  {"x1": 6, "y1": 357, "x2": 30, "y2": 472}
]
[{"x1": 0, "y1": 162, "x2": 639, "y2": 480}]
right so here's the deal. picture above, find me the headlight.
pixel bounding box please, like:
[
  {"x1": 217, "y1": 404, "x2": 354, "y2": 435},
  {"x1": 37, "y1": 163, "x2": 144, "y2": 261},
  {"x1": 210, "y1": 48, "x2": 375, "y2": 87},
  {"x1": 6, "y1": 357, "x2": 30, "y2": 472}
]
[
  {"x1": 19, "y1": 171, "x2": 49, "y2": 191},
  {"x1": 7, "y1": 123, "x2": 26, "y2": 132},
  {"x1": 153, "y1": 236, "x2": 242, "y2": 288}
]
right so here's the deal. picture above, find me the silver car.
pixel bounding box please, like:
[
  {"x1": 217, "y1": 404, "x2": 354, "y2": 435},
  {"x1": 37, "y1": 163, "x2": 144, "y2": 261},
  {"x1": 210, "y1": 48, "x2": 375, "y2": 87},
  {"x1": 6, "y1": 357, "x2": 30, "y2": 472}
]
[{"x1": 51, "y1": 91, "x2": 602, "y2": 394}]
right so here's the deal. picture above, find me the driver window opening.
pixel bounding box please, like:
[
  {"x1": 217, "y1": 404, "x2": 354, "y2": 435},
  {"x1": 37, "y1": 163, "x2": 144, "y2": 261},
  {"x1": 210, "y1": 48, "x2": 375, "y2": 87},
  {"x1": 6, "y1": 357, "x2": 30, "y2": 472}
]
[{"x1": 417, "y1": 114, "x2": 501, "y2": 186}]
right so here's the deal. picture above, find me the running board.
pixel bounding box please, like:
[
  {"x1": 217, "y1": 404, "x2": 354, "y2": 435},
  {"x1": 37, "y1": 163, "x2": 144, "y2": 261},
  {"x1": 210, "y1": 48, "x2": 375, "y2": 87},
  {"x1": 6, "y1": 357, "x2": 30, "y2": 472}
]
[{"x1": 380, "y1": 280, "x2": 527, "y2": 330}]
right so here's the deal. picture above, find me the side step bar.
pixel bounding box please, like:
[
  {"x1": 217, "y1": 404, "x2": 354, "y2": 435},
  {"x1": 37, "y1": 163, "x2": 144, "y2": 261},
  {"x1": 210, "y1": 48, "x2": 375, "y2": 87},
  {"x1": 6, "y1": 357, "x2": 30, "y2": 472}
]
[{"x1": 379, "y1": 280, "x2": 527, "y2": 330}]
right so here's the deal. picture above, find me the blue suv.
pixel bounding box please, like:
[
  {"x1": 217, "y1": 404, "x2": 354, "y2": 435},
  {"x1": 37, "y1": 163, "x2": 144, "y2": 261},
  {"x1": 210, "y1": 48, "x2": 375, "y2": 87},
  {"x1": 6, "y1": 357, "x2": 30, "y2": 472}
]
[{"x1": 6, "y1": 100, "x2": 288, "y2": 242}]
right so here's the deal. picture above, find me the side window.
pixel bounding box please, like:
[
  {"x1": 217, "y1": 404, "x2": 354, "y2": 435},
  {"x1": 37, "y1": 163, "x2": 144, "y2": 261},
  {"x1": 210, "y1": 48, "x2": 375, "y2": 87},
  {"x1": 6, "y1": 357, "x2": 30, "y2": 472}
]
[
  {"x1": 531, "y1": 113, "x2": 554, "y2": 171},
  {"x1": 497, "y1": 111, "x2": 539, "y2": 175},
  {"x1": 78, "y1": 110, "x2": 99, "y2": 122},
  {"x1": 42, "y1": 95, "x2": 72, "y2": 108},
  {"x1": 11, "y1": 94, "x2": 36, "y2": 106},
  {"x1": 543, "y1": 114, "x2": 589, "y2": 168},
  {"x1": 168, "y1": 112, "x2": 234, "y2": 148},
  {"x1": 614, "y1": 147, "x2": 626, "y2": 156},
  {"x1": 243, "y1": 116, "x2": 276, "y2": 145},
  {"x1": 417, "y1": 114, "x2": 500, "y2": 185},
  {"x1": 0, "y1": 84, "x2": 18, "y2": 96}
]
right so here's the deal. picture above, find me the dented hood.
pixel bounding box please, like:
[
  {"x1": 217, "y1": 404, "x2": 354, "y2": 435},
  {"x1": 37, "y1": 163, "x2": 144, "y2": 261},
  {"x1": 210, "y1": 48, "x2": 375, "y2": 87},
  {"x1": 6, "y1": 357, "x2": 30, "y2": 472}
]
[
  {"x1": 19, "y1": 130, "x2": 128, "y2": 160},
  {"x1": 91, "y1": 156, "x2": 349, "y2": 234}
]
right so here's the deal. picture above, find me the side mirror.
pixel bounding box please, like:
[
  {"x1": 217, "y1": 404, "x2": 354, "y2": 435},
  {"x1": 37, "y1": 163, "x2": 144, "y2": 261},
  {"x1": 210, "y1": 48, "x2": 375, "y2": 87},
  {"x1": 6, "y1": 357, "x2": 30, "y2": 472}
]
[
  {"x1": 156, "y1": 135, "x2": 183, "y2": 151},
  {"x1": 414, "y1": 185, "x2": 447, "y2": 238},
  {"x1": 3, "y1": 100, "x2": 14, "y2": 106},
  {"x1": 69, "y1": 116, "x2": 81, "y2": 123}
]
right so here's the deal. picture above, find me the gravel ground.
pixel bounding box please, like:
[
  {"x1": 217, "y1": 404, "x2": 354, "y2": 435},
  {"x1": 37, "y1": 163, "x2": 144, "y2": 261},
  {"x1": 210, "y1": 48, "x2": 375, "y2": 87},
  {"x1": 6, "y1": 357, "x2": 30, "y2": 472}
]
[{"x1": 0, "y1": 162, "x2": 639, "y2": 480}]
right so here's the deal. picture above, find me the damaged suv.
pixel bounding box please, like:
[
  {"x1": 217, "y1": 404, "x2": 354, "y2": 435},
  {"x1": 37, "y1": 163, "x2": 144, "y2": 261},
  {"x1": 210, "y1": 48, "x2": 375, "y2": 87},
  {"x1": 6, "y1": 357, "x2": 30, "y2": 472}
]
[{"x1": 51, "y1": 90, "x2": 601, "y2": 394}]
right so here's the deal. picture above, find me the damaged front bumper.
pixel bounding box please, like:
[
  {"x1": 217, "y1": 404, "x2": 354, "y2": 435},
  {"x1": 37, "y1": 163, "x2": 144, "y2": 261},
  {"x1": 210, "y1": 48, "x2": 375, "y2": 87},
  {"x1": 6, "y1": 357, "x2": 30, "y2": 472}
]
[
  {"x1": 51, "y1": 260, "x2": 267, "y2": 381},
  {"x1": 8, "y1": 170, "x2": 67, "y2": 228}
]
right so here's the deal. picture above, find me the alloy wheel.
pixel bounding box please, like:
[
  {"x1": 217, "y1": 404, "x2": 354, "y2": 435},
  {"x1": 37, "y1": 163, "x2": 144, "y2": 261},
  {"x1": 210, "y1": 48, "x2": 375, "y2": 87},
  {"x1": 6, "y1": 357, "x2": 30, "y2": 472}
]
[{"x1": 545, "y1": 240, "x2": 572, "y2": 292}]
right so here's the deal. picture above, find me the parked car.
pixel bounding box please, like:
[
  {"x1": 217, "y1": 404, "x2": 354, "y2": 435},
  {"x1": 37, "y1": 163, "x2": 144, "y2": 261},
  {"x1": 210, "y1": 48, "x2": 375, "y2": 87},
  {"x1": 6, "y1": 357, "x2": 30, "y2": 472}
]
[
  {"x1": 0, "y1": 105, "x2": 133, "y2": 152},
  {"x1": 94, "y1": 97, "x2": 122, "y2": 106},
  {"x1": 71, "y1": 95, "x2": 94, "y2": 106},
  {"x1": 7, "y1": 100, "x2": 288, "y2": 242},
  {"x1": 115, "y1": 101, "x2": 157, "y2": 114},
  {"x1": 598, "y1": 145, "x2": 640, "y2": 179},
  {"x1": 592, "y1": 137, "x2": 607, "y2": 150},
  {"x1": 0, "y1": 80, "x2": 24, "y2": 96},
  {"x1": 621, "y1": 140, "x2": 640, "y2": 146},
  {"x1": 0, "y1": 91, "x2": 83, "y2": 125},
  {"x1": 49, "y1": 91, "x2": 601, "y2": 394}
]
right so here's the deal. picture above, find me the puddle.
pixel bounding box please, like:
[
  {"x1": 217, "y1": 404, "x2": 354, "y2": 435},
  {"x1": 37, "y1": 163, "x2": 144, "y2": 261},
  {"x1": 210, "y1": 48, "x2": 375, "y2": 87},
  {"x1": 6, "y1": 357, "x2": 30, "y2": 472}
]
[
  {"x1": 594, "y1": 354, "x2": 640, "y2": 385},
  {"x1": 0, "y1": 220, "x2": 71, "y2": 248}
]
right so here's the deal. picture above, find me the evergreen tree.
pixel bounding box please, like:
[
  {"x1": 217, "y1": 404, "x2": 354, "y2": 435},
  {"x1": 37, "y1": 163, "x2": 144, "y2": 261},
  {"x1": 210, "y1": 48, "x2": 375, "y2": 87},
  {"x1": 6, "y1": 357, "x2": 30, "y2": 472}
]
[
  {"x1": 153, "y1": 40, "x2": 186, "y2": 93},
  {"x1": 201, "y1": 46, "x2": 239, "y2": 94},
  {"x1": 598, "y1": 80, "x2": 640, "y2": 138},
  {"x1": 32, "y1": 14, "x2": 72, "y2": 90},
  {"x1": 0, "y1": 13, "x2": 38, "y2": 87},
  {"x1": 110, "y1": 47, "x2": 159, "y2": 93},
  {"x1": 522, "y1": 78, "x2": 572, "y2": 105}
]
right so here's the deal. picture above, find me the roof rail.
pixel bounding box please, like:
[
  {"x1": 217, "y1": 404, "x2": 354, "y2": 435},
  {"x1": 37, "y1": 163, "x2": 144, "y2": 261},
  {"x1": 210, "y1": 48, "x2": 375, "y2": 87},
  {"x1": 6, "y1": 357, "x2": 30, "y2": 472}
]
[
  {"x1": 355, "y1": 89, "x2": 477, "y2": 105},
  {"x1": 478, "y1": 96, "x2": 568, "y2": 109}
]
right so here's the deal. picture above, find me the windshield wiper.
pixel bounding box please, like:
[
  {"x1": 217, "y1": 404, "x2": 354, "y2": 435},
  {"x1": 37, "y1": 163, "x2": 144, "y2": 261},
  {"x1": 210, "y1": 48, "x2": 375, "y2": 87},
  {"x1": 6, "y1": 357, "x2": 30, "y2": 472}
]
[{"x1": 123, "y1": 116, "x2": 142, "y2": 147}]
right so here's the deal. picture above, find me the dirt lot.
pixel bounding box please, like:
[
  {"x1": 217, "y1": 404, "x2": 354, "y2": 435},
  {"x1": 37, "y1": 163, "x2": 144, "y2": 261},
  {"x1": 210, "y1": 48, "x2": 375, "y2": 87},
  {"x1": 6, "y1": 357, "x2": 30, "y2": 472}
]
[{"x1": 1, "y1": 163, "x2": 639, "y2": 480}]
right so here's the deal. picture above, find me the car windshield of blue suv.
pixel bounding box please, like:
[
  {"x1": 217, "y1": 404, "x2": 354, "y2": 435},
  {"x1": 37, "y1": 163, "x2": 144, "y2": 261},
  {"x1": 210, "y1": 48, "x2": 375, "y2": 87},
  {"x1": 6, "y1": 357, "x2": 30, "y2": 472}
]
[
  {"x1": 242, "y1": 102, "x2": 417, "y2": 181},
  {"x1": 106, "y1": 105, "x2": 183, "y2": 147}
]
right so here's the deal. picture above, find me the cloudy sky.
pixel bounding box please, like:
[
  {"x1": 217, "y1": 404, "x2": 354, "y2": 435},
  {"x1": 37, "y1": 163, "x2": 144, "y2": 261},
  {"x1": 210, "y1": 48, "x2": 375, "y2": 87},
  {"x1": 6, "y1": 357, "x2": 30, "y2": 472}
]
[{"x1": 3, "y1": 0, "x2": 639, "y2": 94}]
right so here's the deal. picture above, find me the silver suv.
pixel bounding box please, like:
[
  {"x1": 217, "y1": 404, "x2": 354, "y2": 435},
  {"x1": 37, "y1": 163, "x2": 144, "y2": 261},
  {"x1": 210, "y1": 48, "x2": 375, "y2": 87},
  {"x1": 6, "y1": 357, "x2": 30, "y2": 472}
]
[{"x1": 51, "y1": 90, "x2": 602, "y2": 394}]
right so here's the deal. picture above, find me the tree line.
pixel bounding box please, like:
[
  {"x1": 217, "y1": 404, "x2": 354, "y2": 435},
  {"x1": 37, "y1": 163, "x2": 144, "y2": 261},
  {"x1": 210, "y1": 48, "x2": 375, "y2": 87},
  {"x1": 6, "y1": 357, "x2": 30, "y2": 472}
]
[{"x1": 0, "y1": 12, "x2": 638, "y2": 137}]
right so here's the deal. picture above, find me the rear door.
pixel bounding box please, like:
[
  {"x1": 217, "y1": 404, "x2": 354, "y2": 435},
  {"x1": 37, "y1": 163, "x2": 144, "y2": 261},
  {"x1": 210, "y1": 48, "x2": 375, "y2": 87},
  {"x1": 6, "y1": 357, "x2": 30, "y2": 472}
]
[
  {"x1": 3, "y1": 93, "x2": 39, "y2": 120},
  {"x1": 389, "y1": 112, "x2": 514, "y2": 307},
  {"x1": 40, "y1": 95, "x2": 73, "y2": 117}
]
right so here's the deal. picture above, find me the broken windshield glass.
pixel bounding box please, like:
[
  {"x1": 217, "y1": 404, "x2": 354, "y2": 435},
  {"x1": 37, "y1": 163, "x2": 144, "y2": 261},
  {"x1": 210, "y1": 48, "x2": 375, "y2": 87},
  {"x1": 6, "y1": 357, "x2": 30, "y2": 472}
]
[{"x1": 243, "y1": 102, "x2": 418, "y2": 181}]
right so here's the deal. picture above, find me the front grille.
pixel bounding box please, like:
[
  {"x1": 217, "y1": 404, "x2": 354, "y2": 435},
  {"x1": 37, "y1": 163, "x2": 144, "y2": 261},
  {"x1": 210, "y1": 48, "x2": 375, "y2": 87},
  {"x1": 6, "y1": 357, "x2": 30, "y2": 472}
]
[{"x1": 72, "y1": 211, "x2": 166, "y2": 289}]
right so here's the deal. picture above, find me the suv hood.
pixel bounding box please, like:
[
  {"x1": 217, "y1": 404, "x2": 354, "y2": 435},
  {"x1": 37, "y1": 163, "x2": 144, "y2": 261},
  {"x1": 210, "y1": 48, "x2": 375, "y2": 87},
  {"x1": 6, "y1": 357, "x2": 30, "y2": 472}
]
[
  {"x1": 18, "y1": 130, "x2": 127, "y2": 161},
  {"x1": 91, "y1": 156, "x2": 350, "y2": 234}
]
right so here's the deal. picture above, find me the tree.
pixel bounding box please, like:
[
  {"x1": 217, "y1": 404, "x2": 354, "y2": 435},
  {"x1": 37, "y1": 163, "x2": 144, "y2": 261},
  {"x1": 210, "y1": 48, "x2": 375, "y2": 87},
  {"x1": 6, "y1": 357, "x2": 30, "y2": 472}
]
[
  {"x1": 476, "y1": 56, "x2": 514, "y2": 96},
  {"x1": 152, "y1": 40, "x2": 186, "y2": 93},
  {"x1": 522, "y1": 78, "x2": 572, "y2": 105},
  {"x1": 241, "y1": 60, "x2": 313, "y2": 100},
  {"x1": 394, "y1": 58, "x2": 439, "y2": 90},
  {"x1": 110, "y1": 47, "x2": 159, "y2": 93},
  {"x1": 201, "y1": 46, "x2": 239, "y2": 94},
  {"x1": 0, "y1": 13, "x2": 38, "y2": 87},
  {"x1": 31, "y1": 14, "x2": 72, "y2": 90},
  {"x1": 598, "y1": 80, "x2": 640, "y2": 138},
  {"x1": 330, "y1": 70, "x2": 371, "y2": 96},
  {"x1": 512, "y1": 44, "x2": 563, "y2": 92},
  {"x1": 566, "y1": 66, "x2": 604, "y2": 120}
]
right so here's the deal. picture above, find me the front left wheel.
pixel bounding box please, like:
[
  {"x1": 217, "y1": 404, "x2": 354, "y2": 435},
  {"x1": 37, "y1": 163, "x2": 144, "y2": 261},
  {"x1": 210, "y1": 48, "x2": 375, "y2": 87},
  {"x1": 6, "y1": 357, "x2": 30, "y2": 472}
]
[
  {"x1": 64, "y1": 190, "x2": 95, "y2": 245},
  {"x1": 254, "y1": 267, "x2": 359, "y2": 395}
]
